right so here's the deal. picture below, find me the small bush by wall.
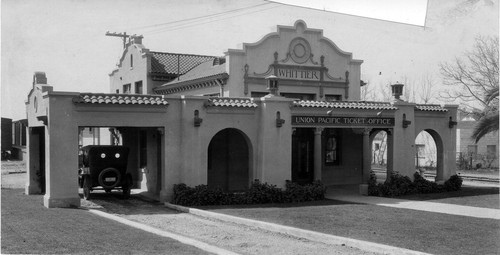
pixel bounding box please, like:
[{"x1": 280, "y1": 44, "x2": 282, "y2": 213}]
[
  {"x1": 368, "y1": 171, "x2": 463, "y2": 197},
  {"x1": 172, "y1": 179, "x2": 326, "y2": 206}
]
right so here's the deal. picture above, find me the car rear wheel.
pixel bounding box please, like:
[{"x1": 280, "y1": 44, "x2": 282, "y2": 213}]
[
  {"x1": 122, "y1": 174, "x2": 132, "y2": 199},
  {"x1": 83, "y1": 175, "x2": 91, "y2": 200}
]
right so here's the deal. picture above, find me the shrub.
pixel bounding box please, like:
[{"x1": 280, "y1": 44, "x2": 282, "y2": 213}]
[
  {"x1": 412, "y1": 172, "x2": 440, "y2": 194},
  {"x1": 367, "y1": 171, "x2": 379, "y2": 196},
  {"x1": 379, "y1": 172, "x2": 413, "y2": 197},
  {"x1": 171, "y1": 180, "x2": 327, "y2": 206},
  {"x1": 368, "y1": 171, "x2": 464, "y2": 197},
  {"x1": 246, "y1": 180, "x2": 283, "y2": 204},
  {"x1": 444, "y1": 174, "x2": 463, "y2": 191}
]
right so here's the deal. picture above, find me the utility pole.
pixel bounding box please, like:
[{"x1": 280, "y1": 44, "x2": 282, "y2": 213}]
[{"x1": 105, "y1": 31, "x2": 130, "y2": 49}]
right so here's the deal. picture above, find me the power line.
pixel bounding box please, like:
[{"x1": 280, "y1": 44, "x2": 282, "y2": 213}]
[
  {"x1": 129, "y1": 2, "x2": 272, "y2": 31},
  {"x1": 144, "y1": 3, "x2": 282, "y2": 35}
]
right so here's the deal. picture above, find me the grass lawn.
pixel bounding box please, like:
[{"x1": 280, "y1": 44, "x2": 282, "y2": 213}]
[
  {"x1": 397, "y1": 185, "x2": 499, "y2": 209},
  {"x1": 199, "y1": 199, "x2": 499, "y2": 255}
]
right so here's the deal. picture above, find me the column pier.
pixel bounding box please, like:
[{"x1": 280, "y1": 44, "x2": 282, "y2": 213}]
[
  {"x1": 360, "y1": 128, "x2": 372, "y2": 195},
  {"x1": 386, "y1": 129, "x2": 394, "y2": 181},
  {"x1": 313, "y1": 127, "x2": 323, "y2": 181}
]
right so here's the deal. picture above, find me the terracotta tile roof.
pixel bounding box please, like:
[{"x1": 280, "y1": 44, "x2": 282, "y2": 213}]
[
  {"x1": 73, "y1": 93, "x2": 169, "y2": 106},
  {"x1": 150, "y1": 52, "x2": 219, "y2": 75},
  {"x1": 157, "y1": 61, "x2": 228, "y2": 88},
  {"x1": 293, "y1": 100, "x2": 398, "y2": 110},
  {"x1": 205, "y1": 98, "x2": 258, "y2": 108},
  {"x1": 415, "y1": 104, "x2": 448, "y2": 112}
]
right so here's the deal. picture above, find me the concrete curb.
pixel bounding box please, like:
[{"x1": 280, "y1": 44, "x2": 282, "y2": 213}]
[
  {"x1": 88, "y1": 209, "x2": 240, "y2": 255},
  {"x1": 165, "y1": 203, "x2": 432, "y2": 255}
]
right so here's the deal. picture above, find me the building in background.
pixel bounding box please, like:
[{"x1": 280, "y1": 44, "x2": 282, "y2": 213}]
[
  {"x1": 457, "y1": 115, "x2": 499, "y2": 169},
  {"x1": 1, "y1": 117, "x2": 13, "y2": 160}
]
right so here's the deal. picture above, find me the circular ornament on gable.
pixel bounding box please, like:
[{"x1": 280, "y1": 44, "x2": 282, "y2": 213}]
[{"x1": 289, "y1": 37, "x2": 311, "y2": 64}]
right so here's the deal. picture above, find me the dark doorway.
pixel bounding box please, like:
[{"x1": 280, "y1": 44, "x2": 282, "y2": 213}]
[
  {"x1": 208, "y1": 128, "x2": 249, "y2": 192},
  {"x1": 31, "y1": 127, "x2": 46, "y2": 194},
  {"x1": 292, "y1": 128, "x2": 314, "y2": 184}
]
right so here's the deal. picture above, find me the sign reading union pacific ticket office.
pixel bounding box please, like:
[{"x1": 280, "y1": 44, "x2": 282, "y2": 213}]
[{"x1": 292, "y1": 116, "x2": 395, "y2": 126}]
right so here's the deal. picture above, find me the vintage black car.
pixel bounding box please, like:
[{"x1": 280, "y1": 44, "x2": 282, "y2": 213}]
[{"x1": 78, "y1": 145, "x2": 132, "y2": 199}]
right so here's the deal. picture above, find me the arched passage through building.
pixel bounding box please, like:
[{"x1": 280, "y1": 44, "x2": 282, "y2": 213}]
[
  {"x1": 207, "y1": 128, "x2": 251, "y2": 192},
  {"x1": 77, "y1": 126, "x2": 164, "y2": 196},
  {"x1": 370, "y1": 129, "x2": 390, "y2": 183},
  {"x1": 415, "y1": 129, "x2": 443, "y2": 181}
]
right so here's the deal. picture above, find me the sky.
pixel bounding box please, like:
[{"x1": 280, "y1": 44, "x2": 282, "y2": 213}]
[{"x1": 1, "y1": 0, "x2": 498, "y2": 120}]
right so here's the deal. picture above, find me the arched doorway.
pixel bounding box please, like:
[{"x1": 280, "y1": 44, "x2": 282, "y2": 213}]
[
  {"x1": 292, "y1": 128, "x2": 315, "y2": 185},
  {"x1": 207, "y1": 128, "x2": 250, "y2": 192},
  {"x1": 415, "y1": 129, "x2": 443, "y2": 181},
  {"x1": 370, "y1": 129, "x2": 389, "y2": 183}
]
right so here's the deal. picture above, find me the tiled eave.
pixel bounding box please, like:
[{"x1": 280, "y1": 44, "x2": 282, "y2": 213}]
[
  {"x1": 73, "y1": 93, "x2": 169, "y2": 106},
  {"x1": 293, "y1": 100, "x2": 398, "y2": 110},
  {"x1": 204, "y1": 97, "x2": 258, "y2": 108},
  {"x1": 154, "y1": 73, "x2": 228, "y2": 95},
  {"x1": 415, "y1": 104, "x2": 448, "y2": 112}
]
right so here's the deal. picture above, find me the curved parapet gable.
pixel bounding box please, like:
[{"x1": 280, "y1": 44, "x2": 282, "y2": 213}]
[
  {"x1": 226, "y1": 20, "x2": 362, "y2": 65},
  {"x1": 109, "y1": 36, "x2": 150, "y2": 76}
]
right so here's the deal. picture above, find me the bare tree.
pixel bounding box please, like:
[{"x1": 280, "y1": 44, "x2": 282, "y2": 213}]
[
  {"x1": 440, "y1": 35, "x2": 498, "y2": 111},
  {"x1": 418, "y1": 74, "x2": 435, "y2": 104},
  {"x1": 360, "y1": 80, "x2": 376, "y2": 101},
  {"x1": 440, "y1": 35, "x2": 499, "y2": 142}
]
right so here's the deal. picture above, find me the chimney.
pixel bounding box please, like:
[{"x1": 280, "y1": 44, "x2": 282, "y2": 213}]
[
  {"x1": 33, "y1": 72, "x2": 47, "y2": 85},
  {"x1": 131, "y1": 35, "x2": 143, "y2": 44}
]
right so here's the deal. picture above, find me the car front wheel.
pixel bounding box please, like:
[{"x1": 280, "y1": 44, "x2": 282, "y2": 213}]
[{"x1": 83, "y1": 175, "x2": 91, "y2": 200}]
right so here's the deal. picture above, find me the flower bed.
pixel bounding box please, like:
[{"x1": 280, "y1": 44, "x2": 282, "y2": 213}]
[
  {"x1": 368, "y1": 171, "x2": 463, "y2": 197},
  {"x1": 172, "y1": 180, "x2": 327, "y2": 206}
]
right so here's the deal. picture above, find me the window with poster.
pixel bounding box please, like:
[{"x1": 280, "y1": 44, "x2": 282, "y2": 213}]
[{"x1": 324, "y1": 129, "x2": 340, "y2": 165}]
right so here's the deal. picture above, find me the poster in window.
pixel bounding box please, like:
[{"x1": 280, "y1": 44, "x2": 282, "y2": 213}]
[{"x1": 325, "y1": 136, "x2": 337, "y2": 164}]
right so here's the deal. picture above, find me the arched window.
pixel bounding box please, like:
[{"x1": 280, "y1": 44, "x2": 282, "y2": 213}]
[{"x1": 130, "y1": 54, "x2": 133, "y2": 68}]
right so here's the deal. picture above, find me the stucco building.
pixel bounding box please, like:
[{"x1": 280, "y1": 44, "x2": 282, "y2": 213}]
[
  {"x1": 457, "y1": 116, "x2": 498, "y2": 169},
  {"x1": 25, "y1": 20, "x2": 458, "y2": 208}
]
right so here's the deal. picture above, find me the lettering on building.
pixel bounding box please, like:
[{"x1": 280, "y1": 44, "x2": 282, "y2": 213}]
[
  {"x1": 276, "y1": 68, "x2": 320, "y2": 81},
  {"x1": 292, "y1": 116, "x2": 395, "y2": 126}
]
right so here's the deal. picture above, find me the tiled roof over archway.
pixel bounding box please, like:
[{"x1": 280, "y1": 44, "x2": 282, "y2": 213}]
[
  {"x1": 415, "y1": 104, "x2": 448, "y2": 112},
  {"x1": 204, "y1": 98, "x2": 258, "y2": 108},
  {"x1": 293, "y1": 100, "x2": 398, "y2": 110},
  {"x1": 73, "y1": 93, "x2": 169, "y2": 106}
]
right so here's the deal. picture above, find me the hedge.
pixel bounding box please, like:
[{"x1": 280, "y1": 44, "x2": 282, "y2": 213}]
[
  {"x1": 172, "y1": 179, "x2": 327, "y2": 206},
  {"x1": 368, "y1": 171, "x2": 463, "y2": 197}
]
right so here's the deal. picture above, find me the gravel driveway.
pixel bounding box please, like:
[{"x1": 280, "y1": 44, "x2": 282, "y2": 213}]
[{"x1": 82, "y1": 192, "x2": 381, "y2": 255}]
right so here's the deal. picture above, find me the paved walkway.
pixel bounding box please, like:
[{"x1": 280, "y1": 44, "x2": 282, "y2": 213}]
[{"x1": 325, "y1": 185, "x2": 500, "y2": 220}]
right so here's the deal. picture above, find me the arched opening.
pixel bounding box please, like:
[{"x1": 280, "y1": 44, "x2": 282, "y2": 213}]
[
  {"x1": 292, "y1": 128, "x2": 315, "y2": 185},
  {"x1": 207, "y1": 128, "x2": 250, "y2": 192},
  {"x1": 370, "y1": 130, "x2": 389, "y2": 183},
  {"x1": 415, "y1": 129, "x2": 443, "y2": 181}
]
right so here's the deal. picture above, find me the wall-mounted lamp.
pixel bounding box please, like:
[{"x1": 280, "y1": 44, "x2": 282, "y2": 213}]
[
  {"x1": 266, "y1": 75, "x2": 279, "y2": 96},
  {"x1": 391, "y1": 83, "x2": 404, "y2": 100},
  {"x1": 194, "y1": 110, "x2": 203, "y2": 127},
  {"x1": 276, "y1": 111, "x2": 285, "y2": 127},
  {"x1": 449, "y1": 117, "x2": 458, "y2": 128},
  {"x1": 402, "y1": 113, "x2": 411, "y2": 128}
]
